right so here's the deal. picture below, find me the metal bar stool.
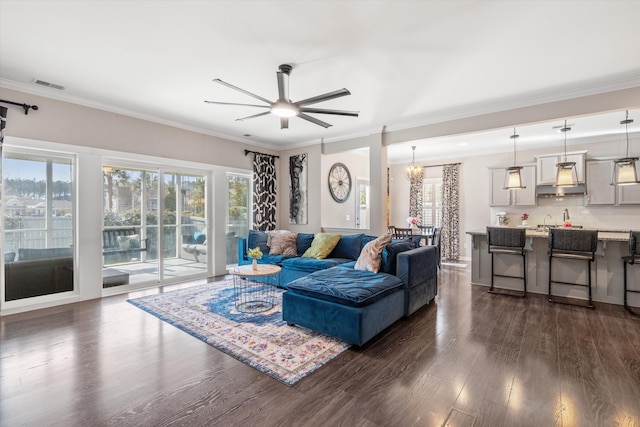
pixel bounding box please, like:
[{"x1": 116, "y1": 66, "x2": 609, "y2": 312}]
[
  {"x1": 487, "y1": 227, "x2": 527, "y2": 297},
  {"x1": 548, "y1": 228, "x2": 598, "y2": 308},
  {"x1": 623, "y1": 230, "x2": 640, "y2": 316}
]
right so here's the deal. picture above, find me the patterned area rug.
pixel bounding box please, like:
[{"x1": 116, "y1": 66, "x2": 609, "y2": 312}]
[{"x1": 127, "y1": 280, "x2": 350, "y2": 386}]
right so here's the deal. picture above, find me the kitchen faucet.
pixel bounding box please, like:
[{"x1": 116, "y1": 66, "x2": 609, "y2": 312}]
[
  {"x1": 543, "y1": 214, "x2": 552, "y2": 231},
  {"x1": 563, "y1": 208, "x2": 570, "y2": 222}
]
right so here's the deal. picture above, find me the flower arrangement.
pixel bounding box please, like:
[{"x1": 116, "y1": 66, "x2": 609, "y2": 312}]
[
  {"x1": 247, "y1": 246, "x2": 263, "y2": 259},
  {"x1": 406, "y1": 216, "x2": 420, "y2": 225},
  {"x1": 521, "y1": 213, "x2": 529, "y2": 220}
]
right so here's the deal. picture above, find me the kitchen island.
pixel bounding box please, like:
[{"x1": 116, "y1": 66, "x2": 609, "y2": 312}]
[{"x1": 467, "y1": 228, "x2": 638, "y2": 306}]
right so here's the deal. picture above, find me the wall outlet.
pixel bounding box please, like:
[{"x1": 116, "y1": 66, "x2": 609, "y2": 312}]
[{"x1": 346, "y1": 214, "x2": 351, "y2": 221}]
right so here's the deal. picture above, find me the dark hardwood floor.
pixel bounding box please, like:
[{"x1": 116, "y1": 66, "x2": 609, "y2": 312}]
[{"x1": 1, "y1": 265, "x2": 639, "y2": 426}]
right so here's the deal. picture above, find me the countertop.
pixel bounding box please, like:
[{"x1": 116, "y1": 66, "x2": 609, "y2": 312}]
[{"x1": 466, "y1": 228, "x2": 630, "y2": 242}]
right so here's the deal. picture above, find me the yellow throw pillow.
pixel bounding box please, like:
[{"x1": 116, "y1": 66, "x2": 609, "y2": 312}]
[
  {"x1": 302, "y1": 233, "x2": 341, "y2": 259},
  {"x1": 354, "y1": 234, "x2": 392, "y2": 273}
]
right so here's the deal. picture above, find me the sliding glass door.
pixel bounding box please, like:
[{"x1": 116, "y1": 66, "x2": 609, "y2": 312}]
[
  {"x1": 3, "y1": 150, "x2": 75, "y2": 301},
  {"x1": 102, "y1": 164, "x2": 207, "y2": 288},
  {"x1": 226, "y1": 173, "x2": 250, "y2": 267}
]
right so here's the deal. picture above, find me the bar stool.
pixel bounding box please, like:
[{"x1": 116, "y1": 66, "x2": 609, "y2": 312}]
[
  {"x1": 622, "y1": 230, "x2": 640, "y2": 316},
  {"x1": 548, "y1": 228, "x2": 598, "y2": 308},
  {"x1": 486, "y1": 227, "x2": 527, "y2": 297}
]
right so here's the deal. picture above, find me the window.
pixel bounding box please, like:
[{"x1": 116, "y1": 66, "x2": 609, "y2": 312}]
[
  {"x1": 422, "y1": 178, "x2": 443, "y2": 227},
  {"x1": 3, "y1": 150, "x2": 75, "y2": 301}
]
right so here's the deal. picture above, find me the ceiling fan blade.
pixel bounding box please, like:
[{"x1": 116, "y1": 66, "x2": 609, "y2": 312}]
[
  {"x1": 280, "y1": 117, "x2": 289, "y2": 129},
  {"x1": 204, "y1": 101, "x2": 270, "y2": 108},
  {"x1": 295, "y1": 88, "x2": 351, "y2": 107},
  {"x1": 276, "y1": 71, "x2": 289, "y2": 102},
  {"x1": 235, "y1": 111, "x2": 271, "y2": 122},
  {"x1": 212, "y1": 79, "x2": 273, "y2": 105},
  {"x1": 298, "y1": 113, "x2": 332, "y2": 128},
  {"x1": 300, "y1": 107, "x2": 359, "y2": 117}
]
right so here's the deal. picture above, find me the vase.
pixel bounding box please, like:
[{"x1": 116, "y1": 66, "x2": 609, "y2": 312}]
[
  {"x1": 522, "y1": 220, "x2": 528, "y2": 226},
  {"x1": 252, "y1": 258, "x2": 258, "y2": 271}
]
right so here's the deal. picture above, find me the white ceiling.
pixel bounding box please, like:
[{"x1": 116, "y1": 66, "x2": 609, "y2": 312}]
[{"x1": 1, "y1": 0, "x2": 640, "y2": 163}]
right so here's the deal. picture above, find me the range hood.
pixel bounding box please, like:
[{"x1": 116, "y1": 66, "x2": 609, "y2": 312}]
[{"x1": 536, "y1": 184, "x2": 587, "y2": 196}]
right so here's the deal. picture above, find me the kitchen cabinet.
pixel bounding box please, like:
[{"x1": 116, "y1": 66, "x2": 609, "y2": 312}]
[
  {"x1": 618, "y1": 182, "x2": 640, "y2": 204},
  {"x1": 489, "y1": 165, "x2": 536, "y2": 206},
  {"x1": 585, "y1": 159, "x2": 640, "y2": 205},
  {"x1": 536, "y1": 151, "x2": 586, "y2": 185},
  {"x1": 586, "y1": 160, "x2": 615, "y2": 205}
]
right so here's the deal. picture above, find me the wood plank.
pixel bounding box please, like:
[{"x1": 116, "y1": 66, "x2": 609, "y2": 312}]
[{"x1": 1, "y1": 267, "x2": 639, "y2": 426}]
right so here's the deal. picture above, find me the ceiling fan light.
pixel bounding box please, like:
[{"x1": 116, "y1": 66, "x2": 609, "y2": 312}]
[
  {"x1": 504, "y1": 166, "x2": 525, "y2": 189},
  {"x1": 612, "y1": 157, "x2": 640, "y2": 185},
  {"x1": 270, "y1": 101, "x2": 299, "y2": 118},
  {"x1": 555, "y1": 161, "x2": 578, "y2": 187}
]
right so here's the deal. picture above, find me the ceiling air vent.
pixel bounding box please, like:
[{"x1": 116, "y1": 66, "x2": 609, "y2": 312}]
[{"x1": 33, "y1": 79, "x2": 65, "y2": 90}]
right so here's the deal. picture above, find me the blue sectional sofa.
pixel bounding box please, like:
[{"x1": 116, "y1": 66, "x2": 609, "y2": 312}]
[{"x1": 238, "y1": 231, "x2": 438, "y2": 346}]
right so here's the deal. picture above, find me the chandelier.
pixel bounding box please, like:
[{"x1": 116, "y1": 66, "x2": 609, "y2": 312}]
[{"x1": 405, "y1": 145, "x2": 422, "y2": 180}]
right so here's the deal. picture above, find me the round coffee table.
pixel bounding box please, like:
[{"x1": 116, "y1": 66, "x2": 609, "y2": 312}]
[{"x1": 230, "y1": 264, "x2": 281, "y2": 313}]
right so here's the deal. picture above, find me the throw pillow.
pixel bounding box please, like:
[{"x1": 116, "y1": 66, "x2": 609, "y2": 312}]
[
  {"x1": 296, "y1": 233, "x2": 315, "y2": 255},
  {"x1": 381, "y1": 239, "x2": 416, "y2": 275},
  {"x1": 118, "y1": 234, "x2": 141, "y2": 249},
  {"x1": 247, "y1": 229, "x2": 269, "y2": 254},
  {"x1": 302, "y1": 233, "x2": 341, "y2": 259},
  {"x1": 354, "y1": 234, "x2": 392, "y2": 273},
  {"x1": 267, "y1": 230, "x2": 298, "y2": 255},
  {"x1": 329, "y1": 233, "x2": 363, "y2": 260}
]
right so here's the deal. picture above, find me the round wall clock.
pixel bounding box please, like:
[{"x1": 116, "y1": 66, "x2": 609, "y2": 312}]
[{"x1": 328, "y1": 162, "x2": 352, "y2": 203}]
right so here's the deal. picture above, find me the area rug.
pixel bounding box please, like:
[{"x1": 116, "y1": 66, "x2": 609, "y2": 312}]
[{"x1": 127, "y1": 280, "x2": 350, "y2": 385}]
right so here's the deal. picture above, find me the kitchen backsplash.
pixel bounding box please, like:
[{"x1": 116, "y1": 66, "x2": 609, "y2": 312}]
[{"x1": 490, "y1": 195, "x2": 640, "y2": 231}]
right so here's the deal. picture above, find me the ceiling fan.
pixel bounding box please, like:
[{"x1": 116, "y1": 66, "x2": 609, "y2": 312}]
[{"x1": 205, "y1": 64, "x2": 359, "y2": 129}]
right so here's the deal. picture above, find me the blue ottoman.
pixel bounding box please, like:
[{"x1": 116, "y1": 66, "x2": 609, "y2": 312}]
[{"x1": 282, "y1": 268, "x2": 406, "y2": 346}]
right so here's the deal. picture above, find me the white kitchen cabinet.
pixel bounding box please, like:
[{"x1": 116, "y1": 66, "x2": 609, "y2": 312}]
[
  {"x1": 618, "y1": 181, "x2": 640, "y2": 204},
  {"x1": 536, "y1": 151, "x2": 586, "y2": 184},
  {"x1": 586, "y1": 160, "x2": 616, "y2": 205},
  {"x1": 489, "y1": 165, "x2": 536, "y2": 207}
]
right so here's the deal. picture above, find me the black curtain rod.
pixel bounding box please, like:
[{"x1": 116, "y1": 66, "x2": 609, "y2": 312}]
[
  {"x1": 422, "y1": 162, "x2": 461, "y2": 168},
  {"x1": 244, "y1": 149, "x2": 279, "y2": 159},
  {"x1": 0, "y1": 99, "x2": 39, "y2": 115}
]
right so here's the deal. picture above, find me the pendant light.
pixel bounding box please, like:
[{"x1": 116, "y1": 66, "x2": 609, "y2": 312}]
[
  {"x1": 405, "y1": 145, "x2": 422, "y2": 180},
  {"x1": 611, "y1": 110, "x2": 639, "y2": 186},
  {"x1": 504, "y1": 128, "x2": 526, "y2": 189},
  {"x1": 555, "y1": 120, "x2": 578, "y2": 187}
]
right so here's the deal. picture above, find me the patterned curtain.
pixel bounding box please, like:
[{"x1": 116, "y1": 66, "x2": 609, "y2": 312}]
[
  {"x1": 252, "y1": 153, "x2": 277, "y2": 231},
  {"x1": 408, "y1": 168, "x2": 424, "y2": 221},
  {"x1": 441, "y1": 164, "x2": 460, "y2": 260}
]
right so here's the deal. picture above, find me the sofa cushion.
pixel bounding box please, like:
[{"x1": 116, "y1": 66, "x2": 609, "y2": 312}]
[
  {"x1": 18, "y1": 247, "x2": 73, "y2": 261},
  {"x1": 267, "y1": 230, "x2": 297, "y2": 255},
  {"x1": 281, "y1": 256, "x2": 351, "y2": 273},
  {"x1": 381, "y1": 239, "x2": 416, "y2": 275},
  {"x1": 302, "y1": 233, "x2": 341, "y2": 259},
  {"x1": 258, "y1": 254, "x2": 296, "y2": 265},
  {"x1": 354, "y1": 234, "x2": 392, "y2": 273},
  {"x1": 287, "y1": 268, "x2": 404, "y2": 307},
  {"x1": 329, "y1": 233, "x2": 363, "y2": 260},
  {"x1": 296, "y1": 233, "x2": 315, "y2": 255},
  {"x1": 247, "y1": 230, "x2": 269, "y2": 254}
]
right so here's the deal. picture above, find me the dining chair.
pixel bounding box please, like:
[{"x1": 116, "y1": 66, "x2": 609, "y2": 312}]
[{"x1": 393, "y1": 227, "x2": 412, "y2": 239}]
